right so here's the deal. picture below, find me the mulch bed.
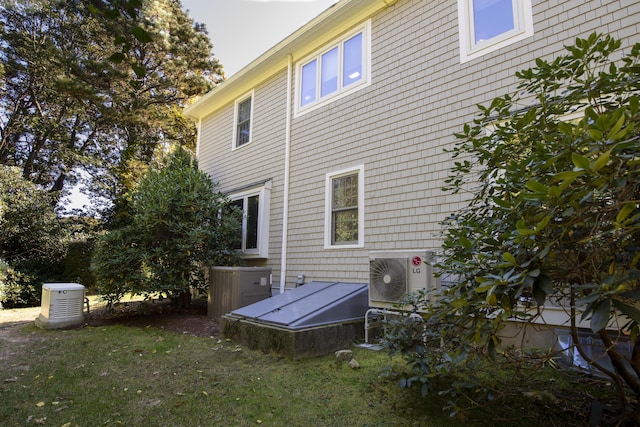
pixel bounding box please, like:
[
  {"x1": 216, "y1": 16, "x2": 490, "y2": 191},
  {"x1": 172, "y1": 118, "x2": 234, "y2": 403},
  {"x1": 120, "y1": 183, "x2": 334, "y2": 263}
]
[{"x1": 85, "y1": 299, "x2": 220, "y2": 338}]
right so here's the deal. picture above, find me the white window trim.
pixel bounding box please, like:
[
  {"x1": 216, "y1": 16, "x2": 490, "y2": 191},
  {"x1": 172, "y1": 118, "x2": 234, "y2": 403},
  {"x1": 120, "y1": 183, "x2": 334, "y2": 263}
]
[
  {"x1": 230, "y1": 180, "x2": 271, "y2": 258},
  {"x1": 232, "y1": 90, "x2": 254, "y2": 150},
  {"x1": 457, "y1": 0, "x2": 533, "y2": 63},
  {"x1": 324, "y1": 165, "x2": 365, "y2": 249},
  {"x1": 294, "y1": 21, "x2": 371, "y2": 118}
]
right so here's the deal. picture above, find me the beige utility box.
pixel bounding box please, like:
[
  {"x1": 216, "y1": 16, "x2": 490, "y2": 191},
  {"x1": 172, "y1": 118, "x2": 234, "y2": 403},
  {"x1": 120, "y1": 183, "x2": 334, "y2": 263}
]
[{"x1": 208, "y1": 267, "x2": 271, "y2": 318}]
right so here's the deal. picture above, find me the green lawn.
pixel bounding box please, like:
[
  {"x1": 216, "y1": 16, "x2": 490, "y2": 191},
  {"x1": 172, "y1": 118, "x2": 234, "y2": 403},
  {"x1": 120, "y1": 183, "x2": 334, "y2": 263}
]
[{"x1": 0, "y1": 317, "x2": 610, "y2": 426}]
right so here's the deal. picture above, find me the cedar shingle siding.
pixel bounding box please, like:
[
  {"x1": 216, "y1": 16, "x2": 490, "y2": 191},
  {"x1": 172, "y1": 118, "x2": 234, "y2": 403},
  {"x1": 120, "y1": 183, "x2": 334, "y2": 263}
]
[{"x1": 192, "y1": 0, "x2": 640, "y2": 290}]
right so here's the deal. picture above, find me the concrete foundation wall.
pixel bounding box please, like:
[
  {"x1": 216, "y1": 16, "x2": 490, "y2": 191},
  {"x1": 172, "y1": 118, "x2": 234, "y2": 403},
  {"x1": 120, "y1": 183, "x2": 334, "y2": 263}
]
[
  {"x1": 221, "y1": 316, "x2": 365, "y2": 359},
  {"x1": 499, "y1": 321, "x2": 561, "y2": 351}
]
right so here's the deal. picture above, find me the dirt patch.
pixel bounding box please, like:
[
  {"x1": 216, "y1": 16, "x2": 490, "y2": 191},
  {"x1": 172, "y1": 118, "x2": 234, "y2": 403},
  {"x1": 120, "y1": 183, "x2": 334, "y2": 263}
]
[
  {"x1": 85, "y1": 299, "x2": 220, "y2": 338},
  {"x1": 0, "y1": 299, "x2": 220, "y2": 339}
]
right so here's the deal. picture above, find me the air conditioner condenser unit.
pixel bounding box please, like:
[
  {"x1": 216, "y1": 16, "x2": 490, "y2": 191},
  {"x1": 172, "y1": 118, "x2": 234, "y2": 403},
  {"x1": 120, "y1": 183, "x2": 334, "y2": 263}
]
[
  {"x1": 368, "y1": 250, "x2": 439, "y2": 309},
  {"x1": 208, "y1": 267, "x2": 272, "y2": 318}
]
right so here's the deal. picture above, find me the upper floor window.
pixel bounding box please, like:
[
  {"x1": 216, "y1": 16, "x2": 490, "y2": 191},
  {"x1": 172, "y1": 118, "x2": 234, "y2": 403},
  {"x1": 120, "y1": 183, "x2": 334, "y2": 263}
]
[
  {"x1": 229, "y1": 181, "x2": 271, "y2": 258},
  {"x1": 233, "y1": 91, "x2": 253, "y2": 149},
  {"x1": 457, "y1": 0, "x2": 533, "y2": 63},
  {"x1": 295, "y1": 21, "x2": 371, "y2": 116},
  {"x1": 325, "y1": 165, "x2": 364, "y2": 249}
]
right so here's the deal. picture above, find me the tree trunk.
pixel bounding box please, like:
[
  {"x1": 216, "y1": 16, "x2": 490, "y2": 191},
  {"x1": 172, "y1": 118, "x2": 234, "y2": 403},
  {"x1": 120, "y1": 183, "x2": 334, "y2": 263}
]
[
  {"x1": 174, "y1": 289, "x2": 192, "y2": 309},
  {"x1": 632, "y1": 338, "x2": 640, "y2": 390},
  {"x1": 597, "y1": 329, "x2": 640, "y2": 400}
]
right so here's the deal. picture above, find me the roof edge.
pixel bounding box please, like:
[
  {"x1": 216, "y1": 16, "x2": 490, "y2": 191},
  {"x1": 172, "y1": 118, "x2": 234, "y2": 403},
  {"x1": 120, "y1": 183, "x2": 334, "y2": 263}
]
[{"x1": 184, "y1": 0, "x2": 389, "y2": 120}]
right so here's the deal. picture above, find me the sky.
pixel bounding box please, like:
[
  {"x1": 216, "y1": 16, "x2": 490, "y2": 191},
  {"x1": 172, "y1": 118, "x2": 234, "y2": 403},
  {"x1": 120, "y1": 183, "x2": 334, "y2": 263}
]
[
  {"x1": 180, "y1": 0, "x2": 340, "y2": 77},
  {"x1": 65, "y1": 0, "x2": 338, "y2": 210}
]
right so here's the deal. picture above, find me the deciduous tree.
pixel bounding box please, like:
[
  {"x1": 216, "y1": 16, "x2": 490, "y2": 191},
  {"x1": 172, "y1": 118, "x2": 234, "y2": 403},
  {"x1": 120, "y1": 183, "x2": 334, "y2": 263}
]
[{"x1": 0, "y1": 0, "x2": 221, "y2": 216}]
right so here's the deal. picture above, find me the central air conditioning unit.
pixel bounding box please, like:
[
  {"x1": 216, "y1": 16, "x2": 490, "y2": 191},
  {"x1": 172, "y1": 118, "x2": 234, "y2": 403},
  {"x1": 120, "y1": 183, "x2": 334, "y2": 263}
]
[
  {"x1": 208, "y1": 267, "x2": 272, "y2": 318},
  {"x1": 368, "y1": 250, "x2": 438, "y2": 309}
]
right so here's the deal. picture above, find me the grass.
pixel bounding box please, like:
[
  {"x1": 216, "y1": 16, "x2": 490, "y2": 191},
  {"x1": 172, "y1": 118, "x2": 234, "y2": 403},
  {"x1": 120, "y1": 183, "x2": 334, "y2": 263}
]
[
  {"x1": 1, "y1": 323, "x2": 441, "y2": 426},
  {"x1": 1, "y1": 315, "x2": 615, "y2": 426}
]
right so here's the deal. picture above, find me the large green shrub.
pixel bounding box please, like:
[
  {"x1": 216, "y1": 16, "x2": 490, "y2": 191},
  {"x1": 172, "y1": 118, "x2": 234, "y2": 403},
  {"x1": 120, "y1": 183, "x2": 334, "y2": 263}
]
[
  {"x1": 384, "y1": 34, "x2": 640, "y2": 422},
  {"x1": 92, "y1": 149, "x2": 241, "y2": 307},
  {"x1": 0, "y1": 166, "x2": 67, "y2": 307},
  {"x1": 0, "y1": 258, "x2": 36, "y2": 308}
]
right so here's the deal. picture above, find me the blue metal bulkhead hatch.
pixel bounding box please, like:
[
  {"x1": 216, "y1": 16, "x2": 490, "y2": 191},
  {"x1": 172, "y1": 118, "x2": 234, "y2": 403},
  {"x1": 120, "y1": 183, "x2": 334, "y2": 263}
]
[{"x1": 227, "y1": 281, "x2": 368, "y2": 330}]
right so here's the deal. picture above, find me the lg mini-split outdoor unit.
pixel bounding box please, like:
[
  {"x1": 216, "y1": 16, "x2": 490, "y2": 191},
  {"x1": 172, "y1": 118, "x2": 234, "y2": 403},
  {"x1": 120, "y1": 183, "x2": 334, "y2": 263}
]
[
  {"x1": 35, "y1": 283, "x2": 86, "y2": 329},
  {"x1": 368, "y1": 250, "x2": 438, "y2": 309}
]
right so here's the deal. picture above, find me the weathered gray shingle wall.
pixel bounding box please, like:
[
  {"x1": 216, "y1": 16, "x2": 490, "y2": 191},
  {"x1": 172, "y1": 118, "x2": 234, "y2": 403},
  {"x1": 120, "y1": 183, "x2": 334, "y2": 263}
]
[{"x1": 198, "y1": 0, "x2": 640, "y2": 288}]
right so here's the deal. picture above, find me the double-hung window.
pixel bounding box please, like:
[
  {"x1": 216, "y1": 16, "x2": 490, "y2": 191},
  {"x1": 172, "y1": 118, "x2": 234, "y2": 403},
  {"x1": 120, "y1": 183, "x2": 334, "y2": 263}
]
[
  {"x1": 296, "y1": 21, "x2": 370, "y2": 116},
  {"x1": 325, "y1": 166, "x2": 364, "y2": 249},
  {"x1": 233, "y1": 91, "x2": 253, "y2": 149},
  {"x1": 457, "y1": 0, "x2": 533, "y2": 63},
  {"x1": 229, "y1": 181, "x2": 270, "y2": 258}
]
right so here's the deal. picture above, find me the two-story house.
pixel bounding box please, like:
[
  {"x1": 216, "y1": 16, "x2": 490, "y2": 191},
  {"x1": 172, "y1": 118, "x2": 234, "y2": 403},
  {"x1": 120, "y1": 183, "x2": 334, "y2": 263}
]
[{"x1": 185, "y1": 0, "x2": 639, "y2": 307}]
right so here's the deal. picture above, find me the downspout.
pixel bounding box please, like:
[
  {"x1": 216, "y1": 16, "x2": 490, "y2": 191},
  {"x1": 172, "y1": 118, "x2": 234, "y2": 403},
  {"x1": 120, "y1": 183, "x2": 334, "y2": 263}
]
[
  {"x1": 279, "y1": 53, "x2": 293, "y2": 294},
  {"x1": 195, "y1": 118, "x2": 202, "y2": 158}
]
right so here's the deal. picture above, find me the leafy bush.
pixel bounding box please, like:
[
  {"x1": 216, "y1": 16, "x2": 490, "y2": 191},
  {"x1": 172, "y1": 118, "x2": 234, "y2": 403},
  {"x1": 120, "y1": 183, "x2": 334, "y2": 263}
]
[
  {"x1": 0, "y1": 166, "x2": 68, "y2": 307},
  {"x1": 93, "y1": 149, "x2": 241, "y2": 307},
  {"x1": 0, "y1": 258, "x2": 37, "y2": 308},
  {"x1": 384, "y1": 34, "x2": 640, "y2": 423},
  {"x1": 92, "y1": 227, "x2": 144, "y2": 306}
]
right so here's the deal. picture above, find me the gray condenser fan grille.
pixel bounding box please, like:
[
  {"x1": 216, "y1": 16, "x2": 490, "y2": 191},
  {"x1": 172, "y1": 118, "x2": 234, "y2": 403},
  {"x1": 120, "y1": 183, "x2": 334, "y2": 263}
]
[{"x1": 369, "y1": 258, "x2": 408, "y2": 302}]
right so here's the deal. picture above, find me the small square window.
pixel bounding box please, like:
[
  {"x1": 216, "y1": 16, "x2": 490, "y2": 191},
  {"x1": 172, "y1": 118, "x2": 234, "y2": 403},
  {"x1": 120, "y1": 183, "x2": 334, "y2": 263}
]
[
  {"x1": 473, "y1": 0, "x2": 515, "y2": 44},
  {"x1": 458, "y1": 0, "x2": 533, "y2": 63}
]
